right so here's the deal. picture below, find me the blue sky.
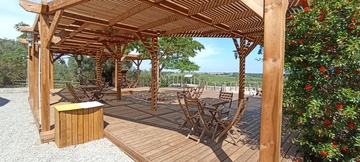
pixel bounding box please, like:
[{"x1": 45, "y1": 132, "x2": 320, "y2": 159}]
[{"x1": 0, "y1": 1, "x2": 263, "y2": 73}]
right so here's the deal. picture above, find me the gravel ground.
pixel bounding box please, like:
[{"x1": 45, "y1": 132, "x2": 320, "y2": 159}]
[{"x1": 0, "y1": 88, "x2": 134, "y2": 162}]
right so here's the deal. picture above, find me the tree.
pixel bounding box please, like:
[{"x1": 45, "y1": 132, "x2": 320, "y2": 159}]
[
  {"x1": 14, "y1": 22, "x2": 30, "y2": 39},
  {"x1": 130, "y1": 37, "x2": 204, "y2": 74},
  {"x1": 0, "y1": 39, "x2": 27, "y2": 86},
  {"x1": 283, "y1": 0, "x2": 359, "y2": 161}
]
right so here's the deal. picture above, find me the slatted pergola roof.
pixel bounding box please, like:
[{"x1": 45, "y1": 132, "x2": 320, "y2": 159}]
[{"x1": 20, "y1": 0, "x2": 308, "y2": 55}]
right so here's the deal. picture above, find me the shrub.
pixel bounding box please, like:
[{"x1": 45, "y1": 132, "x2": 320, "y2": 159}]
[{"x1": 283, "y1": 0, "x2": 359, "y2": 161}]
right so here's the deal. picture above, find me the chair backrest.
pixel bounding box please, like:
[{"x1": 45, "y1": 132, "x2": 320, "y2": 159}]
[
  {"x1": 177, "y1": 91, "x2": 191, "y2": 118},
  {"x1": 65, "y1": 82, "x2": 82, "y2": 103},
  {"x1": 219, "y1": 91, "x2": 233, "y2": 108},
  {"x1": 230, "y1": 97, "x2": 249, "y2": 126},
  {"x1": 192, "y1": 84, "x2": 204, "y2": 98},
  {"x1": 184, "y1": 96, "x2": 207, "y2": 128}
]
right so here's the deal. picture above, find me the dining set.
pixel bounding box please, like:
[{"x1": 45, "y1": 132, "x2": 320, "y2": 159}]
[
  {"x1": 177, "y1": 87, "x2": 249, "y2": 146},
  {"x1": 66, "y1": 81, "x2": 110, "y2": 103}
]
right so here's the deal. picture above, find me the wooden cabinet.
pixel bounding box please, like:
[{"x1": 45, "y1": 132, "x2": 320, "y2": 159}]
[{"x1": 54, "y1": 101, "x2": 104, "y2": 148}]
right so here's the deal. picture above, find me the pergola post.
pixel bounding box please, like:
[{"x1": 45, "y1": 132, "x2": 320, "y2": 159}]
[
  {"x1": 132, "y1": 60, "x2": 143, "y2": 87},
  {"x1": 95, "y1": 52, "x2": 102, "y2": 84},
  {"x1": 33, "y1": 43, "x2": 39, "y2": 116},
  {"x1": 28, "y1": 42, "x2": 33, "y2": 102},
  {"x1": 39, "y1": 13, "x2": 51, "y2": 131},
  {"x1": 49, "y1": 53, "x2": 54, "y2": 89},
  {"x1": 260, "y1": 0, "x2": 288, "y2": 161},
  {"x1": 137, "y1": 33, "x2": 159, "y2": 111},
  {"x1": 233, "y1": 37, "x2": 262, "y2": 104}
]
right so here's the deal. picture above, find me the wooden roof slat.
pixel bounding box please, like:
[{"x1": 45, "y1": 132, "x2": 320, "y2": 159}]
[
  {"x1": 109, "y1": 3, "x2": 152, "y2": 26},
  {"x1": 48, "y1": 0, "x2": 89, "y2": 13},
  {"x1": 187, "y1": 0, "x2": 239, "y2": 15},
  {"x1": 138, "y1": 14, "x2": 184, "y2": 31}
]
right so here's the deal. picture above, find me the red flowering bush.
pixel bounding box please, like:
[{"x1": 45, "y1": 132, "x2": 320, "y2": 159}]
[{"x1": 284, "y1": 0, "x2": 360, "y2": 161}]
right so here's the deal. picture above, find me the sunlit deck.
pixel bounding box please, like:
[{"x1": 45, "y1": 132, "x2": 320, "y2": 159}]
[{"x1": 48, "y1": 87, "x2": 301, "y2": 162}]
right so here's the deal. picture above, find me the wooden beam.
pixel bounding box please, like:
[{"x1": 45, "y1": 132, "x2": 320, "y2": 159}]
[
  {"x1": 19, "y1": 0, "x2": 42, "y2": 13},
  {"x1": 62, "y1": 12, "x2": 157, "y2": 36},
  {"x1": 48, "y1": 0, "x2": 89, "y2": 13},
  {"x1": 260, "y1": 0, "x2": 288, "y2": 161},
  {"x1": 52, "y1": 54, "x2": 64, "y2": 63},
  {"x1": 39, "y1": 14, "x2": 51, "y2": 132},
  {"x1": 241, "y1": 0, "x2": 264, "y2": 18},
  {"x1": 46, "y1": 10, "x2": 63, "y2": 49},
  {"x1": 109, "y1": 3, "x2": 152, "y2": 26}
]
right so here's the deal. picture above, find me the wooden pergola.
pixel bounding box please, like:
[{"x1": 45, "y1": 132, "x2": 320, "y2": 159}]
[{"x1": 19, "y1": 0, "x2": 309, "y2": 161}]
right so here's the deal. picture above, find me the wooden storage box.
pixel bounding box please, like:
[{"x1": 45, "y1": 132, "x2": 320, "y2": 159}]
[{"x1": 54, "y1": 101, "x2": 104, "y2": 148}]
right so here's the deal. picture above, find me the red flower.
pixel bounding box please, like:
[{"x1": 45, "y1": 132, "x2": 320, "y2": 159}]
[
  {"x1": 307, "y1": 96, "x2": 311, "y2": 100},
  {"x1": 324, "y1": 119, "x2": 331, "y2": 125},
  {"x1": 298, "y1": 111, "x2": 303, "y2": 115},
  {"x1": 304, "y1": 7, "x2": 310, "y2": 12},
  {"x1": 298, "y1": 39, "x2": 304, "y2": 44},
  {"x1": 300, "y1": 0, "x2": 307, "y2": 2},
  {"x1": 305, "y1": 84, "x2": 312, "y2": 90},
  {"x1": 288, "y1": 14, "x2": 295, "y2": 19},
  {"x1": 328, "y1": 46, "x2": 334, "y2": 51},
  {"x1": 289, "y1": 40, "x2": 295, "y2": 45},
  {"x1": 349, "y1": 24, "x2": 355, "y2": 30},
  {"x1": 335, "y1": 68, "x2": 341, "y2": 74},
  {"x1": 318, "y1": 15, "x2": 324, "y2": 21},
  {"x1": 308, "y1": 75, "x2": 313, "y2": 80},
  {"x1": 321, "y1": 10, "x2": 326, "y2": 15},
  {"x1": 306, "y1": 33, "x2": 311, "y2": 37},
  {"x1": 357, "y1": 21, "x2": 360, "y2": 25},
  {"x1": 320, "y1": 150, "x2": 327, "y2": 156},
  {"x1": 333, "y1": 145, "x2": 338, "y2": 149},
  {"x1": 342, "y1": 146, "x2": 347, "y2": 151},
  {"x1": 336, "y1": 104, "x2": 343, "y2": 110},
  {"x1": 319, "y1": 66, "x2": 325, "y2": 72},
  {"x1": 349, "y1": 123, "x2": 355, "y2": 129}
]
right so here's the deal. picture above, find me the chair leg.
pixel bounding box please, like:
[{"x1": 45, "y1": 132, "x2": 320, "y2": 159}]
[
  {"x1": 212, "y1": 123, "x2": 219, "y2": 140},
  {"x1": 178, "y1": 120, "x2": 187, "y2": 128},
  {"x1": 197, "y1": 129, "x2": 206, "y2": 143}
]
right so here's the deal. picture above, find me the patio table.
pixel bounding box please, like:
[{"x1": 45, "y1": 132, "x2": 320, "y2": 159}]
[{"x1": 200, "y1": 97, "x2": 229, "y2": 123}]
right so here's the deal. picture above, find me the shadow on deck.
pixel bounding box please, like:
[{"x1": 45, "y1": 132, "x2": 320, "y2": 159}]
[{"x1": 48, "y1": 87, "x2": 302, "y2": 162}]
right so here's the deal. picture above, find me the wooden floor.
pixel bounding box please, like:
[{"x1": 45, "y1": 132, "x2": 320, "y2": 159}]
[{"x1": 49, "y1": 87, "x2": 302, "y2": 162}]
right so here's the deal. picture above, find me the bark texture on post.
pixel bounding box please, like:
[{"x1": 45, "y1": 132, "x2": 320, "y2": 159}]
[{"x1": 260, "y1": 0, "x2": 288, "y2": 161}]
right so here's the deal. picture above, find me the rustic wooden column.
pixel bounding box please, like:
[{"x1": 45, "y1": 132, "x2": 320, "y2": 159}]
[
  {"x1": 28, "y1": 42, "x2": 33, "y2": 101},
  {"x1": 136, "y1": 33, "x2": 159, "y2": 111},
  {"x1": 115, "y1": 57, "x2": 122, "y2": 100},
  {"x1": 233, "y1": 37, "x2": 262, "y2": 104},
  {"x1": 132, "y1": 59, "x2": 142, "y2": 86},
  {"x1": 95, "y1": 53, "x2": 102, "y2": 84},
  {"x1": 260, "y1": 0, "x2": 288, "y2": 161},
  {"x1": 33, "y1": 43, "x2": 39, "y2": 116},
  {"x1": 49, "y1": 53, "x2": 54, "y2": 89},
  {"x1": 39, "y1": 13, "x2": 51, "y2": 131}
]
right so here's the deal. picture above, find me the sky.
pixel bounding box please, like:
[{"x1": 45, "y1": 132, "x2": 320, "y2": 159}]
[{"x1": 0, "y1": 1, "x2": 263, "y2": 73}]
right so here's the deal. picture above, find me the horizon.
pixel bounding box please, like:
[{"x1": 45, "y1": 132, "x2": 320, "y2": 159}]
[{"x1": 0, "y1": 1, "x2": 264, "y2": 74}]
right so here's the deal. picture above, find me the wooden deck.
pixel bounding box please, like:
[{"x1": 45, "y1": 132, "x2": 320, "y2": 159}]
[{"x1": 48, "y1": 87, "x2": 302, "y2": 162}]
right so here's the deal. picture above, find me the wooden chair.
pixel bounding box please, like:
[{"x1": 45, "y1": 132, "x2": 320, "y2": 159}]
[
  {"x1": 65, "y1": 82, "x2": 88, "y2": 103},
  {"x1": 91, "y1": 82, "x2": 110, "y2": 102},
  {"x1": 192, "y1": 84, "x2": 205, "y2": 98},
  {"x1": 213, "y1": 97, "x2": 249, "y2": 145},
  {"x1": 177, "y1": 91, "x2": 198, "y2": 128},
  {"x1": 218, "y1": 91, "x2": 234, "y2": 115},
  {"x1": 184, "y1": 96, "x2": 213, "y2": 143}
]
